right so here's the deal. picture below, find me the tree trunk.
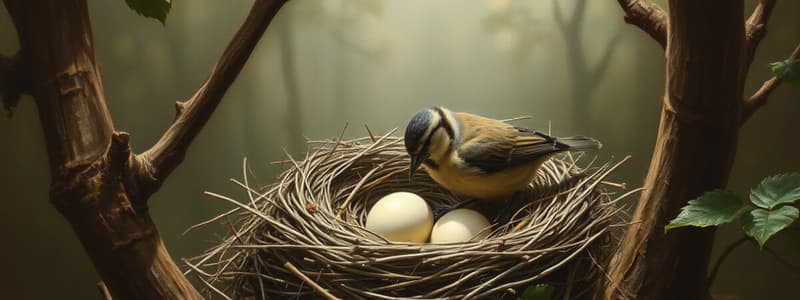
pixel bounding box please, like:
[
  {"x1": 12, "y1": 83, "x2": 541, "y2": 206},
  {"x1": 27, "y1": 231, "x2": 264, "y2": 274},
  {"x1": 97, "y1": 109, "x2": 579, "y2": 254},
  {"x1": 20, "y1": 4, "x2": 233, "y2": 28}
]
[
  {"x1": 3, "y1": 0, "x2": 201, "y2": 299},
  {"x1": 605, "y1": 1, "x2": 745, "y2": 299},
  {"x1": 3, "y1": 0, "x2": 287, "y2": 297}
]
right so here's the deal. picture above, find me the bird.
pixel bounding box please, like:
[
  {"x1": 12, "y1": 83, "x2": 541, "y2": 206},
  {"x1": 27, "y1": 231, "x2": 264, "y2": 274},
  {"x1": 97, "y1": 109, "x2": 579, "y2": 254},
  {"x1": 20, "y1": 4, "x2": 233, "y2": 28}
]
[{"x1": 404, "y1": 107, "x2": 601, "y2": 200}]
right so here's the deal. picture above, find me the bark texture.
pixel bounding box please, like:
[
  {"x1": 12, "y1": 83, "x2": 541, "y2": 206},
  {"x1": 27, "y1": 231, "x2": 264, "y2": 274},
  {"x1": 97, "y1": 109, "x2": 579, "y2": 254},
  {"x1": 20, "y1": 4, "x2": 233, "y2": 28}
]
[
  {"x1": 4, "y1": 1, "x2": 199, "y2": 298},
  {"x1": 605, "y1": 1, "x2": 746, "y2": 299}
]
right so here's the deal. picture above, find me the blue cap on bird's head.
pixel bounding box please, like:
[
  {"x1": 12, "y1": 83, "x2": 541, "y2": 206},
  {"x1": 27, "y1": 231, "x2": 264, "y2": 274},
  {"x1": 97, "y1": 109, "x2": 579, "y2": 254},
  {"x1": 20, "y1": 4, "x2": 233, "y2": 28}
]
[
  {"x1": 404, "y1": 109, "x2": 434, "y2": 154},
  {"x1": 404, "y1": 108, "x2": 437, "y2": 180}
]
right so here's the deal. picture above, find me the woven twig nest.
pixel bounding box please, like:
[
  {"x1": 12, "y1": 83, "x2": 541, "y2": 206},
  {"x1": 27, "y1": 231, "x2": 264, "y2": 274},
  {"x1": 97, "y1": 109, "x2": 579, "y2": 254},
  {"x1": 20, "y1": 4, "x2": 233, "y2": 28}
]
[{"x1": 188, "y1": 129, "x2": 631, "y2": 299}]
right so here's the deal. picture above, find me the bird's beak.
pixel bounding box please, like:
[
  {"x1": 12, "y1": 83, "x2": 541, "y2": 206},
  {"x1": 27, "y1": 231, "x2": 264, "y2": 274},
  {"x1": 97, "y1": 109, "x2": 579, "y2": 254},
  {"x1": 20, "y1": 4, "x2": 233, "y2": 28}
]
[{"x1": 408, "y1": 154, "x2": 427, "y2": 180}]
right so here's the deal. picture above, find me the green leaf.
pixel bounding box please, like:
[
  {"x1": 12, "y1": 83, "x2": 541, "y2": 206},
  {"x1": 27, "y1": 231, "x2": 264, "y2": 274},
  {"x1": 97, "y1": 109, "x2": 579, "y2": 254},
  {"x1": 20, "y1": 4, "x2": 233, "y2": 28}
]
[
  {"x1": 124, "y1": 0, "x2": 171, "y2": 25},
  {"x1": 749, "y1": 173, "x2": 800, "y2": 209},
  {"x1": 519, "y1": 284, "x2": 554, "y2": 300},
  {"x1": 664, "y1": 190, "x2": 749, "y2": 233},
  {"x1": 743, "y1": 206, "x2": 799, "y2": 248},
  {"x1": 770, "y1": 59, "x2": 800, "y2": 85}
]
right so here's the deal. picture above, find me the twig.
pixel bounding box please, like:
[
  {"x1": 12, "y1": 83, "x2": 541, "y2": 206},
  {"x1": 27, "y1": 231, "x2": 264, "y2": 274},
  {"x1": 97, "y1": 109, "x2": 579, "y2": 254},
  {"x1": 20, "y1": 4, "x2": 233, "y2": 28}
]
[
  {"x1": 140, "y1": 0, "x2": 288, "y2": 195},
  {"x1": 588, "y1": 251, "x2": 632, "y2": 300},
  {"x1": 283, "y1": 261, "x2": 340, "y2": 300},
  {"x1": 364, "y1": 124, "x2": 376, "y2": 142},
  {"x1": 335, "y1": 154, "x2": 404, "y2": 217},
  {"x1": 741, "y1": 43, "x2": 800, "y2": 124},
  {"x1": 707, "y1": 236, "x2": 748, "y2": 287},
  {"x1": 600, "y1": 181, "x2": 627, "y2": 189},
  {"x1": 97, "y1": 281, "x2": 112, "y2": 300},
  {"x1": 191, "y1": 135, "x2": 629, "y2": 298},
  {"x1": 763, "y1": 245, "x2": 800, "y2": 275},
  {"x1": 745, "y1": 0, "x2": 777, "y2": 67},
  {"x1": 616, "y1": 0, "x2": 667, "y2": 49},
  {"x1": 242, "y1": 157, "x2": 256, "y2": 208},
  {"x1": 500, "y1": 115, "x2": 533, "y2": 123},
  {"x1": 182, "y1": 258, "x2": 234, "y2": 300},
  {"x1": 325, "y1": 122, "x2": 350, "y2": 161}
]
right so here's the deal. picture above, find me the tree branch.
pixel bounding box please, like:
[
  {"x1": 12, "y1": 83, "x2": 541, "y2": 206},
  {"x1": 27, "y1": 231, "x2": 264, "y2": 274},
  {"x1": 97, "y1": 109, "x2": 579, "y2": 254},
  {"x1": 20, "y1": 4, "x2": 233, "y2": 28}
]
[
  {"x1": 140, "y1": 0, "x2": 287, "y2": 196},
  {"x1": 741, "y1": 42, "x2": 800, "y2": 124},
  {"x1": 0, "y1": 51, "x2": 30, "y2": 116},
  {"x1": 617, "y1": 0, "x2": 667, "y2": 49},
  {"x1": 606, "y1": 1, "x2": 746, "y2": 299},
  {"x1": 706, "y1": 236, "x2": 748, "y2": 287},
  {"x1": 744, "y1": 0, "x2": 776, "y2": 68},
  {"x1": 5, "y1": 0, "x2": 208, "y2": 297}
]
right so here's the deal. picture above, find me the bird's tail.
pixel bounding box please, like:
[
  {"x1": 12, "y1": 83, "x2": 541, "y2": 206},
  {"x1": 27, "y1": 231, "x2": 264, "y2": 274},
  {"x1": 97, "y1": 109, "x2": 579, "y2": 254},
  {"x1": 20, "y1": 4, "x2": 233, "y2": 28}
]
[{"x1": 556, "y1": 136, "x2": 602, "y2": 151}]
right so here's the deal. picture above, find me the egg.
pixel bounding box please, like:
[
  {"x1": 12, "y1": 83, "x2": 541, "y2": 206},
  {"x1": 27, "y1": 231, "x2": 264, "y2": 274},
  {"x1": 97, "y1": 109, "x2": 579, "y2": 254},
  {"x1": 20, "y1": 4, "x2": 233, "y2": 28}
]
[
  {"x1": 365, "y1": 192, "x2": 433, "y2": 243},
  {"x1": 430, "y1": 208, "x2": 492, "y2": 243}
]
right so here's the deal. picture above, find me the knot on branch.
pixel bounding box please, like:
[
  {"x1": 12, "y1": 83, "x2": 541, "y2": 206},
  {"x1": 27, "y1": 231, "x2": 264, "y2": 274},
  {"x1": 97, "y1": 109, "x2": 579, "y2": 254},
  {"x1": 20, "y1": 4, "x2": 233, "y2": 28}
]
[
  {"x1": 53, "y1": 66, "x2": 93, "y2": 99},
  {"x1": 50, "y1": 131, "x2": 149, "y2": 216},
  {"x1": 174, "y1": 100, "x2": 187, "y2": 121},
  {"x1": 50, "y1": 132, "x2": 158, "y2": 250},
  {"x1": 746, "y1": 23, "x2": 767, "y2": 41},
  {"x1": 1, "y1": 52, "x2": 31, "y2": 117},
  {"x1": 109, "y1": 131, "x2": 132, "y2": 173},
  {"x1": 109, "y1": 130, "x2": 162, "y2": 207}
]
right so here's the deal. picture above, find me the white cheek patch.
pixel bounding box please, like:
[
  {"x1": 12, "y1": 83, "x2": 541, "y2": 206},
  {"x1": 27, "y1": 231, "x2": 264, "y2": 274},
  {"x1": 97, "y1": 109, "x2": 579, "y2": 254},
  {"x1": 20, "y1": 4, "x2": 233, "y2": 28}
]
[
  {"x1": 421, "y1": 112, "x2": 442, "y2": 143},
  {"x1": 428, "y1": 128, "x2": 450, "y2": 161},
  {"x1": 441, "y1": 109, "x2": 461, "y2": 145}
]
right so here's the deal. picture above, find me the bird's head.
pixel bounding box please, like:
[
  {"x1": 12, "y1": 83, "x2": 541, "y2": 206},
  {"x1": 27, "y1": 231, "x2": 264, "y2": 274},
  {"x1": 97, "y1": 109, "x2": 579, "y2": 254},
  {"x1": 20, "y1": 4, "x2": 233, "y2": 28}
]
[{"x1": 404, "y1": 107, "x2": 456, "y2": 179}]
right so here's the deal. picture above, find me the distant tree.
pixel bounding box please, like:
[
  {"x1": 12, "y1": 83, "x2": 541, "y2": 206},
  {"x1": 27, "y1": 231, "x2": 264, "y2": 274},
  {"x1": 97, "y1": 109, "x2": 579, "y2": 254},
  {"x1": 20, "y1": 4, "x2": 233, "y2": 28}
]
[
  {"x1": 552, "y1": 0, "x2": 621, "y2": 128},
  {"x1": 483, "y1": 0, "x2": 620, "y2": 128},
  {"x1": 482, "y1": 0, "x2": 546, "y2": 106},
  {"x1": 483, "y1": 0, "x2": 542, "y2": 64},
  {"x1": 278, "y1": 0, "x2": 386, "y2": 153}
]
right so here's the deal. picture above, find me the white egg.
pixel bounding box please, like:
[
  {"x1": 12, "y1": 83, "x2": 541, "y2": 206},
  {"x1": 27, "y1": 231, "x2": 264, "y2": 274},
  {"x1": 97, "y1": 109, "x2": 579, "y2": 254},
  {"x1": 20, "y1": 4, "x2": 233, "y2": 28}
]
[
  {"x1": 365, "y1": 192, "x2": 433, "y2": 243},
  {"x1": 430, "y1": 208, "x2": 492, "y2": 243}
]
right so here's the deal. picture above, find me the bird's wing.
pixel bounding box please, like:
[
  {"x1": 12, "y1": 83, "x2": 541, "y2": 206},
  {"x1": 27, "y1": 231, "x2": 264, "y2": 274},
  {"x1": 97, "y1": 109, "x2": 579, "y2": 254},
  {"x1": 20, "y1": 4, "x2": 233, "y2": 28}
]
[{"x1": 456, "y1": 114, "x2": 562, "y2": 173}]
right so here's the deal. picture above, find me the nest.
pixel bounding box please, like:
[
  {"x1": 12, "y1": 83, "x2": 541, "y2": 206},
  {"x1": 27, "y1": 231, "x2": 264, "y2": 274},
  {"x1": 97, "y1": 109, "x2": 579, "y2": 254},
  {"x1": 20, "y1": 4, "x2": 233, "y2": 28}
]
[{"x1": 187, "y1": 129, "x2": 632, "y2": 299}]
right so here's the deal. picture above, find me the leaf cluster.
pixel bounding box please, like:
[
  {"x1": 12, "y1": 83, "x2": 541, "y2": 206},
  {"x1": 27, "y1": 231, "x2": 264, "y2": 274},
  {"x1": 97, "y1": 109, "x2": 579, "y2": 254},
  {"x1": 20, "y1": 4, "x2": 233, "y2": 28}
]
[{"x1": 665, "y1": 173, "x2": 800, "y2": 247}]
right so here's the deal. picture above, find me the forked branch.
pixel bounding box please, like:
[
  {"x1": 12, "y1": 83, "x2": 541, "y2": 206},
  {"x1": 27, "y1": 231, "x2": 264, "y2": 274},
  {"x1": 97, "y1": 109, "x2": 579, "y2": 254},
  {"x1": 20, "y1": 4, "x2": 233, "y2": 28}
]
[
  {"x1": 140, "y1": 0, "x2": 287, "y2": 194},
  {"x1": 591, "y1": 31, "x2": 624, "y2": 86},
  {"x1": 741, "y1": 42, "x2": 800, "y2": 124},
  {"x1": 616, "y1": 0, "x2": 667, "y2": 49},
  {"x1": 553, "y1": 0, "x2": 588, "y2": 33},
  {"x1": 745, "y1": 0, "x2": 776, "y2": 66}
]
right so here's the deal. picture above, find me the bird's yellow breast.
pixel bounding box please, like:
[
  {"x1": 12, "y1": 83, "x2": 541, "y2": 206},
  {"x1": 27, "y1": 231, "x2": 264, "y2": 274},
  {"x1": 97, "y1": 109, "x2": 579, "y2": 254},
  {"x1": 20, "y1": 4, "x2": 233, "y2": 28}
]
[{"x1": 424, "y1": 153, "x2": 550, "y2": 200}]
